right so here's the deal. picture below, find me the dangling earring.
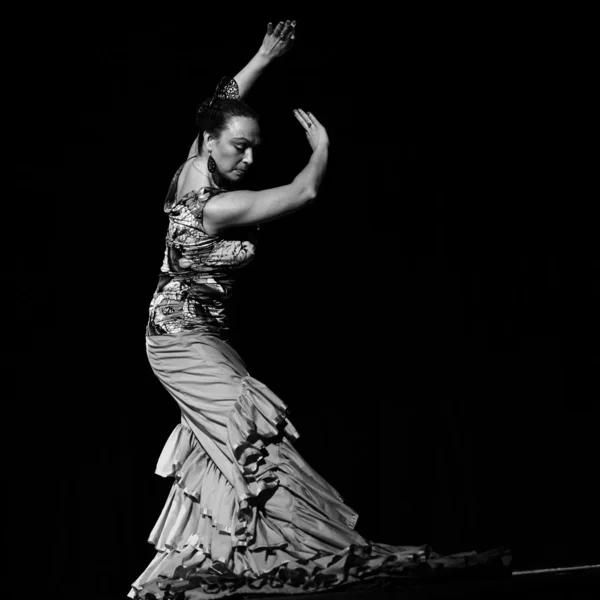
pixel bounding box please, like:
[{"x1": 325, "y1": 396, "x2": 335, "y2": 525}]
[
  {"x1": 207, "y1": 151, "x2": 225, "y2": 188},
  {"x1": 207, "y1": 154, "x2": 217, "y2": 173}
]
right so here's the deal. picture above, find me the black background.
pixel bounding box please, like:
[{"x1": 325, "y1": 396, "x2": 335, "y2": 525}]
[{"x1": 16, "y1": 6, "x2": 598, "y2": 597}]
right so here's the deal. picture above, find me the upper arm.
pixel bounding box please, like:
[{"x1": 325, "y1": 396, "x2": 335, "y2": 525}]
[{"x1": 204, "y1": 183, "x2": 316, "y2": 233}]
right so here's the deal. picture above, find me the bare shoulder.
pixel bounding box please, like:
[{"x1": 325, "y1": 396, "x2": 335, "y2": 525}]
[{"x1": 177, "y1": 158, "x2": 210, "y2": 199}]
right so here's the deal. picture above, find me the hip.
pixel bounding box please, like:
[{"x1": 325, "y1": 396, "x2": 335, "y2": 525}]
[{"x1": 145, "y1": 327, "x2": 248, "y2": 383}]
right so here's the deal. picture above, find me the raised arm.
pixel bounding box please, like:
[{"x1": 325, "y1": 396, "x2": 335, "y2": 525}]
[
  {"x1": 187, "y1": 20, "x2": 296, "y2": 159},
  {"x1": 235, "y1": 20, "x2": 296, "y2": 99},
  {"x1": 203, "y1": 110, "x2": 328, "y2": 233}
]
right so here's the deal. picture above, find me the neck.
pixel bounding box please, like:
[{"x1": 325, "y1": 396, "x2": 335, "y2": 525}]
[{"x1": 191, "y1": 156, "x2": 232, "y2": 190}]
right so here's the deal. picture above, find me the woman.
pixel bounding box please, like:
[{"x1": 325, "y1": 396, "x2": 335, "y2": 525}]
[{"x1": 129, "y1": 21, "x2": 511, "y2": 599}]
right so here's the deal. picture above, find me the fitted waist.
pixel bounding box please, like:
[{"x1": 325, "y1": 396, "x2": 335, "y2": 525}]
[
  {"x1": 147, "y1": 282, "x2": 233, "y2": 339},
  {"x1": 158, "y1": 273, "x2": 235, "y2": 297}
]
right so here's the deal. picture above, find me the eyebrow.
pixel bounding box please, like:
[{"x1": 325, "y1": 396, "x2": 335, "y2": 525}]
[{"x1": 231, "y1": 137, "x2": 261, "y2": 146}]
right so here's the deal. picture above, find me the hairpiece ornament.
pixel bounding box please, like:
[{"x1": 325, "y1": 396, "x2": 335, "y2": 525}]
[{"x1": 196, "y1": 76, "x2": 240, "y2": 126}]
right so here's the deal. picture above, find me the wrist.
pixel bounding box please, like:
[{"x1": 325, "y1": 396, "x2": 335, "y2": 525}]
[{"x1": 255, "y1": 49, "x2": 274, "y2": 66}]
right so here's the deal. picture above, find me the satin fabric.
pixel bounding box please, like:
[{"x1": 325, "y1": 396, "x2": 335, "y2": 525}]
[{"x1": 128, "y1": 330, "x2": 510, "y2": 599}]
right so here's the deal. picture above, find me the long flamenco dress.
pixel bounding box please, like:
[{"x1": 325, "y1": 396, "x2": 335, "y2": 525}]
[{"x1": 128, "y1": 162, "x2": 512, "y2": 599}]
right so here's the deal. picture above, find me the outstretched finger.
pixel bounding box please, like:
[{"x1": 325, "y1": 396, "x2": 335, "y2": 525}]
[
  {"x1": 300, "y1": 109, "x2": 316, "y2": 129},
  {"x1": 267, "y1": 22, "x2": 274, "y2": 36},
  {"x1": 279, "y1": 20, "x2": 292, "y2": 40},
  {"x1": 296, "y1": 108, "x2": 309, "y2": 127},
  {"x1": 296, "y1": 108, "x2": 312, "y2": 123},
  {"x1": 293, "y1": 109, "x2": 307, "y2": 126},
  {"x1": 306, "y1": 111, "x2": 321, "y2": 127},
  {"x1": 293, "y1": 109, "x2": 312, "y2": 129},
  {"x1": 273, "y1": 21, "x2": 284, "y2": 37}
]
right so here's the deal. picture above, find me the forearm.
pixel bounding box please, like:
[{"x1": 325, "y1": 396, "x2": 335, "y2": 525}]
[
  {"x1": 293, "y1": 143, "x2": 329, "y2": 199},
  {"x1": 234, "y1": 51, "x2": 272, "y2": 99},
  {"x1": 186, "y1": 51, "x2": 270, "y2": 159}
]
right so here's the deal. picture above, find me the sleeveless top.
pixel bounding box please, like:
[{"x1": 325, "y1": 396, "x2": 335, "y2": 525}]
[{"x1": 146, "y1": 160, "x2": 259, "y2": 339}]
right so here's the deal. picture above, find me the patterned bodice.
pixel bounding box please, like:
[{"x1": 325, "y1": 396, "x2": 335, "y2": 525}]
[{"x1": 146, "y1": 163, "x2": 258, "y2": 338}]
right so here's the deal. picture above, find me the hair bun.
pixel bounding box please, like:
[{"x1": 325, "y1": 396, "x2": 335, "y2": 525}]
[{"x1": 196, "y1": 76, "x2": 240, "y2": 125}]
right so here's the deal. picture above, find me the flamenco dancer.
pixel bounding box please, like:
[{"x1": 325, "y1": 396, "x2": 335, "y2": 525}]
[{"x1": 129, "y1": 20, "x2": 511, "y2": 599}]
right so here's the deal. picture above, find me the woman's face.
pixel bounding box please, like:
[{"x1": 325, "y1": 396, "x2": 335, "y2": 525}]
[{"x1": 210, "y1": 116, "x2": 261, "y2": 183}]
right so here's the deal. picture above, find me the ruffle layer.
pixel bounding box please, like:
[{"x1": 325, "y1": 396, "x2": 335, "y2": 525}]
[
  {"x1": 129, "y1": 375, "x2": 308, "y2": 597},
  {"x1": 129, "y1": 374, "x2": 512, "y2": 599},
  {"x1": 132, "y1": 542, "x2": 511, "y2": 600},
  {"x1": 226, "y1": 375, "x2": 300, "y2": 549},
  {"x1": 150, "y1": 424, "x2": 236, "y2": 553}
]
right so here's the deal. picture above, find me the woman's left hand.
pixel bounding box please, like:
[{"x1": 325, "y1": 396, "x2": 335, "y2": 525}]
[{"x1": 258, "y1": 20, "x2": 296, "y2": 60}]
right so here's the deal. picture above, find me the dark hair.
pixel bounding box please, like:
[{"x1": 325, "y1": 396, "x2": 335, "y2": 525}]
[{"x1": 196, "y1": 98, "x2": 259, "y2": 155}]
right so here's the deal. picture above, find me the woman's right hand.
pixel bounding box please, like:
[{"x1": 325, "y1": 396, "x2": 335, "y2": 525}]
[{"x1": 293, "y1": 109, "x2": 328, "y2": 151}]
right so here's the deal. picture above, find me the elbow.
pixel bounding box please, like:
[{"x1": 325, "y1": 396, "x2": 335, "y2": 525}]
[
  {"x1": 302, "y1": 186, "x2": 318, "y2": 203},
  {"x1": 291, "y1": 178, "x2": 318, "y2": 205}
]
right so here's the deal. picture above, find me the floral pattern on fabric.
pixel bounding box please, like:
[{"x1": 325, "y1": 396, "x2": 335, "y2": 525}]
[{"x1": 146, "y1": 166, "x2": 258, "y2": 338}]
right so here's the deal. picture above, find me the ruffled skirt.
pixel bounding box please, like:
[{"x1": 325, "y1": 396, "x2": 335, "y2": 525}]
[{"x1": 128, "y1": 330, "x2": 511, "y2": 599}]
